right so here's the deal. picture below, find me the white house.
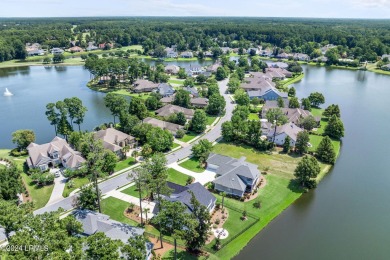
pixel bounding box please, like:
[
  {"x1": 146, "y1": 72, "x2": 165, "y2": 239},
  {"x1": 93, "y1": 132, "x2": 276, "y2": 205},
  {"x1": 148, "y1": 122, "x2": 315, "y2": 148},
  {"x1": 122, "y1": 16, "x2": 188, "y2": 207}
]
[{"x1": 267, "y1": 123, "x2": 304, "y2": 146}]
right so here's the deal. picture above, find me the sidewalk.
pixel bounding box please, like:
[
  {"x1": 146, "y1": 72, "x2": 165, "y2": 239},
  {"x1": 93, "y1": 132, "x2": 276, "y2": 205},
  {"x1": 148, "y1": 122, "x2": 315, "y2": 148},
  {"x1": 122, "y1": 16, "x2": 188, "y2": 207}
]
[{"x1": 168, "y1": 162, "x2": 215, "y2": 185}]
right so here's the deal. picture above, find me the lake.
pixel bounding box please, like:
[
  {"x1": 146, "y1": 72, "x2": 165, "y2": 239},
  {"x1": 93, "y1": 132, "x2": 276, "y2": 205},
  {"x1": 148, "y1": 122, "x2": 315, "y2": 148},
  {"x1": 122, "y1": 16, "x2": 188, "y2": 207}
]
[
  {"x1": 235, "y1": 66, "x2": 390, "y2": 259},
  {"x1": 2, "y1": 62, "x2": 390, "y2": 259}
]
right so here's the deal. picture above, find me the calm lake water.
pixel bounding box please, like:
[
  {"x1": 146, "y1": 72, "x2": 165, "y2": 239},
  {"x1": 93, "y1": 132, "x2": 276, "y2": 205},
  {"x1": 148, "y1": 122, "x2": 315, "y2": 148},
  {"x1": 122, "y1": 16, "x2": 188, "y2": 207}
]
[
  {"x1": 2, "y1": 62, "x2": 390, "y2": 259},
  {"x1": 236, "y1": 66, "x2": 390, "y2": 259}
]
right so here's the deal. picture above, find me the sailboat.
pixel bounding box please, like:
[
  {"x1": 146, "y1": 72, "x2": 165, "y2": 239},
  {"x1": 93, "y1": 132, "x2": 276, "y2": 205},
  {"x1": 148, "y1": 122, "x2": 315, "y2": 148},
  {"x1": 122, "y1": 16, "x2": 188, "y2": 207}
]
[{"x1": 4, "y1": 88, "x2": 13, "y2": 96}]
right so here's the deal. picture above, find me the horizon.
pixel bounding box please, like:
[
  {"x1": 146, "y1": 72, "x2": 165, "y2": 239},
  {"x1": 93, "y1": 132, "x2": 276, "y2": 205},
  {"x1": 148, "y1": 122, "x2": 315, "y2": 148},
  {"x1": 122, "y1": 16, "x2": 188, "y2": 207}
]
[{"x1": 1, "y1": 0, "x2": 390, "y2": 19}]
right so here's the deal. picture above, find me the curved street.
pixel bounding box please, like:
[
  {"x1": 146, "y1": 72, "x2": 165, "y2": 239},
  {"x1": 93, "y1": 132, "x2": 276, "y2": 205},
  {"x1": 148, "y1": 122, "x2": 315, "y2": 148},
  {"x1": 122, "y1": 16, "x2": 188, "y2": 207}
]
[{"x1": 34, "y1": 78, "x2": 234, "y2": 215}]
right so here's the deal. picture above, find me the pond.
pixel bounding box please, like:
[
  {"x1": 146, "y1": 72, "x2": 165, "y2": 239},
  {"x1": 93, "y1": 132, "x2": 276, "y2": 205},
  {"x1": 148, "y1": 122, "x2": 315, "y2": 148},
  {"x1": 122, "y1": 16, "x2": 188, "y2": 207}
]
[{"x1": 235, "y1": 66, "x2": 390, "y2": 259}]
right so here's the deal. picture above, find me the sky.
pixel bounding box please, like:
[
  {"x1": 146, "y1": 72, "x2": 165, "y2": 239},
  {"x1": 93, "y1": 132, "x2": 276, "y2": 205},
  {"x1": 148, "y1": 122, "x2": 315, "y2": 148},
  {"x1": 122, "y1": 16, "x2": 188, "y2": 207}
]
[{"x1": 1, "y1": 0, "x2": 390, "y2": 18}]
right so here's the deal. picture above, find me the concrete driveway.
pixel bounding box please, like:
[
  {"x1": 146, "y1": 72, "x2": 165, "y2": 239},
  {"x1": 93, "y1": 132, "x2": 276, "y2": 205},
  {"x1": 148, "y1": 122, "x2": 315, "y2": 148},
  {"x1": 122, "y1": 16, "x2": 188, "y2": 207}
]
[{"x1": 46, "y1": 169, "x2": 67, "y2": 206}]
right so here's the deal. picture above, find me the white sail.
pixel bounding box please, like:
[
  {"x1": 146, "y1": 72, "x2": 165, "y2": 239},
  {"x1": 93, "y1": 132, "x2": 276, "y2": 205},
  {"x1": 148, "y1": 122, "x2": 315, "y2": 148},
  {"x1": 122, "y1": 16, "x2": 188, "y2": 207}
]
[{"x1": 4, "y1": 88, "x2": 13, "y2": 96}]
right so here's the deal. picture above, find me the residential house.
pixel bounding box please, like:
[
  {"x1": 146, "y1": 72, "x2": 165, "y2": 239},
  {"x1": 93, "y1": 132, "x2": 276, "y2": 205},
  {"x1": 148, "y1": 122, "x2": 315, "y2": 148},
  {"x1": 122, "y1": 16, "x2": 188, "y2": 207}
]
[
  {"x1": 68, "y1": 46, "x2": 83, "y2": 53},
  {"x1": 190, "y1": 97, "x2": 209, "y2": 108},
  {"x1": 381, "y1": 54, "x2": 390, "y2": 60},
  {"x1": 320, "y1": 44, "x2": 336, "y2": 55},
  {"x1": 186, "y1": 66, "x2": 204, "y2": 77},
  {"x1": 154, "y1": 182, "x2": 216, "y2": 214},
  {"x1": 207, "y1": 153, "x2": 260, "y2": 198},
  {"x1": 26, "y1": 43, "x2": 41, "y2": 52},
  {"x1": 143, "y1": 117, "x2": 184, "y2": 135},
  {"x1": 164, "y1": 65, "x2": 180, "y2": 74},
  {"x1": 247, "y1": 48, "x2": 260, "y2": 55},
  {"x1": 51, "y1": 48, "x2": 64, "y2": 55},
  {"x1": 293, "y1": 53, "x2": 310, "y2": 61},
  {"x1": 155, "y1": 104, "x2": 195, "y2": 119},
  {"x1": 241, "y1": 76, "x2": 276, "y2": 92},
  {"x1": 160, "y1": 95, "x2": 174, "y2": 105},
  {"x1": 312, "y1": 56, "x2": 328, "y2": 62},
  {"x1": 155, "y1": 83, "x2": 175, "y2": 97},
  {"x1": 266, "y1": 122, "x2": 304, "y2": 146},
  {"x1": 247, "y1": 87, "x2": 288, "y2": 101},
  {"x1": 276, "y1": 52, "x2": 292, "y2": 59},
  {"x1": 133, "y1": 79, "x2": 158, "y2": 93},
  {"x1": 261, "y1": 100, "x2": 290, "y2": 117},
  {"x1": 165, "y1": 47, "x2": 178, "y2": 58},
  {"x1": 98, "y1": 43, "x2": 114, "y2": 49},
  {"x1": 86, "y1": 42, "x2": 98, "y2": 51},
  {"x1": 221, "y1": 47, "x2": 231, "y2": 54},
  {"x1": 183, "y1": 86, "x2": 199, "y2": 97},
  {"x1": 26, "y1": 137, "x2": 85, "y2": 171},
  {"x1": 73, "y1": 210, "x2": 153, "y2": 260},
  {"x1": 266, "y1": 61, "x2": 288, "y2": 69},
  {"x1": 94, "y1": 128, "x2": 136, "y2": 157},
  {"x1": 264, "y1": 68, "x2": 293, "y2": 79},
  {"x1": 206, "y1": 63, "x2": 221, "y2": 73},
  {"x1": 27, "y1": 49, "x2": 45, "y2": 56},
  {"x1": 181, "y1": 51, "x2": 193, "y2": 58},
  {"x1": 382, "y1": 64, "x2": 390, "y2": 71},
  {"x1": 204, "y1": 51, "x2": 213, "y2": 57},
  {"x1": 260, "y1": 49, "x2": 273, "y2": 57}
]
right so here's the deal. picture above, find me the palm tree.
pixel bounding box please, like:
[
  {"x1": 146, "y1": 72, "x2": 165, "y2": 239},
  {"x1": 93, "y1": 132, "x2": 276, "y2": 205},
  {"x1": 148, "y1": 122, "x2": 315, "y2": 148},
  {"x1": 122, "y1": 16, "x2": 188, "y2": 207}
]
[
  {"x1": 131, "y1": 150, "x2": 139, "y2": 162},
  {"x1": 122, "y1": 145, "x2": 130, "y2": 159},
  {"x1": 143, "y1": 208, "x2": 150, "y2": 224},
  {"x1": 221, "y1": 192, "x2": 226, "y2": 209}
]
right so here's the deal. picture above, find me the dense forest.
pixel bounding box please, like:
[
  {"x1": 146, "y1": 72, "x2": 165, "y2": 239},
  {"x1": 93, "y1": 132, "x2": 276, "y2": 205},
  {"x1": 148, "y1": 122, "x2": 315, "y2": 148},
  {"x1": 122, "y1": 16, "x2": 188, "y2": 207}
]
[{"x1": 1, "y1": 17, "x2": 390, "y2": 62}]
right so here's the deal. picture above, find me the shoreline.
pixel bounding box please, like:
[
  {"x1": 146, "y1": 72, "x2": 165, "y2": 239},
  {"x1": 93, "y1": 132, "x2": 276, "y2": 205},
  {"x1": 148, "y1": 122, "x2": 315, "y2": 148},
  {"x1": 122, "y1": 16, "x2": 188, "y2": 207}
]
[{"x1": 214, "y1": 145, "x2": 341, "y2": 260}]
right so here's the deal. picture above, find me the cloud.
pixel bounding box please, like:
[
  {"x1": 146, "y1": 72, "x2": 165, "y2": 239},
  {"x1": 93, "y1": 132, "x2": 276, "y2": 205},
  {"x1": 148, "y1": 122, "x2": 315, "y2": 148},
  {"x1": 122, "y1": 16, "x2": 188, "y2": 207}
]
[{"x1": 353, "y1": 0, "x2": 390, "y2": 8}]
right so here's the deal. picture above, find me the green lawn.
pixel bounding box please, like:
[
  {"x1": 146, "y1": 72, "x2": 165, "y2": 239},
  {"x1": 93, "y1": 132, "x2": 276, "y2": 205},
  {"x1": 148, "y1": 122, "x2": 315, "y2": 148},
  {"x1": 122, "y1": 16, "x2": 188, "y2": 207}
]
[
  {"x1": 309, "y1": 135, "x2": 341, "y2": 157},
  {"x1": 162, "y1": 249, "x2": 198, "y2": 260},
  {"x1": 21, "y1": 173, "x2": 54, "y2": 209},
  {"x1": 179, "y1": 158, "x2": 205, "y2": 173},
  {"x1": 121, "y1": 184, "x2": 148, "y2": 199},
  {"x1": 248, "y1": 113, "x2": 259, "y2": 121},
  {"x1": 167, "y1": 168, "x2": 191, "y2": 186},
  {"x1": 112, "y1": 90, "x2": 151, "y2": 100},
  {"x1": 177, "y1": 132, "x2": 198, "y2": 143},
  {"x1": 101, "y1": 197, "x2": 139, "y2": 226},
  {"x1": 206, "y1": 115, "x2": 218, "y2": 126},
  {"x1": 168, "y1": 79, "x2": 185, "y2": 85},
  {"x1": 171, "y1": 143, "x2": 181, "y2": 150},
  {"x1": 114, "y1": 157, "x2": 136, "y2": 172},
  {"x1": 62, "y1": 176, "x2": 90, "y2": 197}
]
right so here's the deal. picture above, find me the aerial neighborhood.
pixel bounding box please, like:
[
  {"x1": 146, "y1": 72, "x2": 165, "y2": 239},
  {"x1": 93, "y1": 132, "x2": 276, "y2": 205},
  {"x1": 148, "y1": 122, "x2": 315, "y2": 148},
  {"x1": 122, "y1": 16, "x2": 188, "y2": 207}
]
[{"x1": 5, "y1": 16, "x2": 388, "y2": 260}]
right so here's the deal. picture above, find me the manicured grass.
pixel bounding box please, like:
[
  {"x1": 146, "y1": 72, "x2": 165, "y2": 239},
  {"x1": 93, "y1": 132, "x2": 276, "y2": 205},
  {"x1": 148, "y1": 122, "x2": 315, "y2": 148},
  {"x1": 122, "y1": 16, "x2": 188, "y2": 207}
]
[
  {"x1": 167, "y1": 168, "x2": 191, "y2": 186},
  {"x1": 171, "y1": 143, "x2": 181, "y2": 149},
  {"x1": 21, "y1": 173, "x2": 54, "y2": 209},
  {"x1": 162, "y1": 249, "x2": 198, "y2": 260},
  {"x1": 309, "y1": 135, "x2": 341, "y2": 157},
  {"x1": 366, "y1": 63, "x2": 390, "y2": 76},
  {"x1": 178, "y1": 132, "x2": 198, "y2": 143},
  {"x1": 101, "y1": 197, "x2": 139, "y2": 226},
  {"x1": 179, "y1": 158, "x2": 205, "y2": 173},
  {"x1": 248, "y1": 113, "x2": 259, "y2": 120},
  {"x1": 213, "y1": 142, "x2": 301, "y2": 179},
  {"x1": 114, "y1": 157, "x2": 136, "y2": 172},
  {"x1": 311, "y1": 108, "x2": 324, "y2": 117},
  {"x1": 112, "y1": 90, "x2": 151, "y2": 100},
  {"x1": 279, "y1": 73, "x2": 304, "y2": 88},
  {"x1": 121, "y1": 184, "x2": 148, "y2": 199},
  {"x1": 213, "y1": 174, "x2": 303, "y2": 260},
  {"x1": 168, "y1": 79, "x2": 185, "y2": 85},
  {"x1": 0, "y1": 149, "x2": 52, "y2": 209},
  {"x1": 206, "y1": 115, "x2": 219, "y2": 125},
  {"x1": 62, "y1": 176, "x2": 90, "y2": 197}
]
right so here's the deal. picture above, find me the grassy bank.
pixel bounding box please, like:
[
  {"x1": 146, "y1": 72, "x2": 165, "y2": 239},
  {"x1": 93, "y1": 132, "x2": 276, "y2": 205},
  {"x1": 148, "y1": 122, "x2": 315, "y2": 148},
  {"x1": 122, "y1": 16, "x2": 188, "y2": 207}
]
[
  {"x1": 366, "y1": 63, "x2": 390, "y2": 76},
  {"x1": 280, "y1": 73, "x2": 304, "y2": 87},
  {"x1": 209, "y1": 141, "x2": 340, "y2": 259}
]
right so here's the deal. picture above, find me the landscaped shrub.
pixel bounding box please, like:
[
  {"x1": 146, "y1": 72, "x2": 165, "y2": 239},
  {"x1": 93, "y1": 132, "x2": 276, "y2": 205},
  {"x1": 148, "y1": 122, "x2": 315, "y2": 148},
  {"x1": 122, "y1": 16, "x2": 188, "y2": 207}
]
[
  {"x1": 213, "y1": 224, "x2": 217, "y2": 229},
  {"x1": 215, "y1": 202, "x2": 221, "y2": 209},
  {"x1": 175, "y1": 129, "x2": 185, "y2": 139},
  {"x1": 186, "y1": 176, "x2": 194, "y2": 185},
  {"x1": 253, "y1": 199, "x2": 261, "y2": 209},
  {"x1": 10, "y1": 148, "x2": 28, "y2": 157},
  {"x1": 215, "y1": 218, "x2": 220, "y2": 225}
]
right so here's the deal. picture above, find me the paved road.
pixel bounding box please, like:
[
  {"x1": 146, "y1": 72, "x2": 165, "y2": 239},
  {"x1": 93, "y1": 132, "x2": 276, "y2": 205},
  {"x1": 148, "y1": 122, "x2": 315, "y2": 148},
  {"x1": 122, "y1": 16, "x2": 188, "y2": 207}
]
[{"x1": 34, "y1": 78, "x2": 233, "y2": 215}]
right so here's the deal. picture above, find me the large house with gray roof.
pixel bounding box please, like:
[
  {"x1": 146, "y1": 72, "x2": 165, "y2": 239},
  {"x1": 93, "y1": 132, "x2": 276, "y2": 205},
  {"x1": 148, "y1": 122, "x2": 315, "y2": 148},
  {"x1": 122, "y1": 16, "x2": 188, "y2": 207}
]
[
  {"x1": 94, "y1": 128, "x2": 136, "y2": 158},
  {"x1": 133, "y1": 79, "x2": 158, "y2": 93},
  {"x1": 266, "y1": 122, "x2": 304, "y2": 146},
  {"x1": 26, "y1": 137, "x2": 85, "y2": 171},
  {"x1": 154, "y1": 83, "x2": 175, "y2": 97},
  {"x1": 155, "y1": 104, "x2": 194, "y2": 119},
  {"x1": 73, "y1": 210, "x2": 153, "y2": 259},
  {"x1": 207, "y1": 153, "x2": 261, "y2": 198},
  {"x1": 154, "y1": 182, "x2": 216, "y2": 215},
  {"x1": 143, "y1": 117, "x2": 184, "y2": 135}
]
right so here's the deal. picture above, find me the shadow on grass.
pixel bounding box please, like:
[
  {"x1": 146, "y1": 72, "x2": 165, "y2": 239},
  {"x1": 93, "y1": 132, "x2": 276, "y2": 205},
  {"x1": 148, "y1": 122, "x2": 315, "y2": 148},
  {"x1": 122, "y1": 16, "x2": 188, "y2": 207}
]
[
  {"x1": 163, "y1": 250, "x2": 199, "y2": 260},
  {"x1": 288, "y1": 179, "x2": 305, "y2": 194}
]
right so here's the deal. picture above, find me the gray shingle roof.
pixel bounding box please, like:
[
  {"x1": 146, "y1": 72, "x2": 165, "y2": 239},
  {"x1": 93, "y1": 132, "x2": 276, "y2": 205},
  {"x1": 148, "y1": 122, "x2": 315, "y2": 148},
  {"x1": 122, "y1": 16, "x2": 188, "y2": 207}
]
[
  {"x1": 267, "y1": 122, "x2": 304, "y2": 142},
  {"x1": 73, "y1": 210, "x2": 144, "y2": 243},
  {"x1": 155, "y1": 104, "x2": 194, "y2": 119},
  {"x1": 207, "y1": 153, "x2": 260, "y2": 192},
  {"x1": 143, "y1": 117, "x2": 183, "y2": 134}
]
